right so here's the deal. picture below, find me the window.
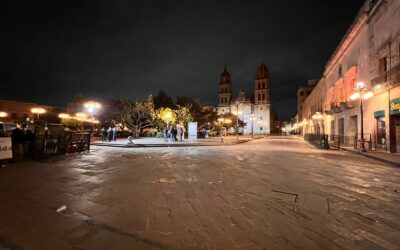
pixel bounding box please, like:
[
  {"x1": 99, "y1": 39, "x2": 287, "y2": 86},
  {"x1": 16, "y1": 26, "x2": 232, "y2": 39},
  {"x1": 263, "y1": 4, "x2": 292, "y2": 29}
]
[
  {"x1": 379, "y1": 56, "x2": 387, "y2": 75},
  {"x1": 221, "y1": 98, "x2": 224, "y2": 103},
  {"x1": 258, "y1": 94, "x2": 261, "y2": 101},
  {"x1": 338, "y1": 64, "x2": 343, "y2": 78},
  {"x1": 262, "y1": 82, "x2": 265, "y2": 89},
  {"x1": 224, "y1": 97, "x2": 228, "y2": 103},
  {"x1": 262, "y1": 93, "x2": 265, "y2": 100},
  {"x1": 377, "y1": 116, "x2": 386, "y2": 145},
  {"x1": 258, "y1": 83, "x2": 261, "y2": 89}
]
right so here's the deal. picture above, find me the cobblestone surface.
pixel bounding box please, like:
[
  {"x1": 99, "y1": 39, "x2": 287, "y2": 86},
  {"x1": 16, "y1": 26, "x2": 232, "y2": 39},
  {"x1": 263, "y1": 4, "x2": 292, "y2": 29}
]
[{"x1": 1, "y1": 136, "x2": 400, "y2": 249}]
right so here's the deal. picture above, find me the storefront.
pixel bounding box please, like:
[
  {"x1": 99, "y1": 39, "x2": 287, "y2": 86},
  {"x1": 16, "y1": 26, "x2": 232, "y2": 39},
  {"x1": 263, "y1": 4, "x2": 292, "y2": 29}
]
[
  {"x1": 390, "y1": 98, "x2": 400, "y2": 153},
  {"x1": 374, "y1": 110, "x2": 387, "y2": 151}
]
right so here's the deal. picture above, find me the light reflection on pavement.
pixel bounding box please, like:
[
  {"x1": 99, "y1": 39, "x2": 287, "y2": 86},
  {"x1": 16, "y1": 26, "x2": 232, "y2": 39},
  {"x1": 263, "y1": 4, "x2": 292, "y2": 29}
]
[{"x1": 0, "y1": 136, "x2": 400, "y2": 249}]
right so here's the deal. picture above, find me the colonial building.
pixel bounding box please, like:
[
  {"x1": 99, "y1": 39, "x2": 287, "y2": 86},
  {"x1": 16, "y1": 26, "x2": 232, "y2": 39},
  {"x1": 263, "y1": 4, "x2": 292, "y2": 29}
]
[
  {"x1": 216, "y1": 64, "x2": 271, "y2": 135},
  {"x1": 301, "y1": 0, "x2": 400, "y2": 153},
  {"x1": 0, "y1": 99, "x2": 65, "y2": 124}
]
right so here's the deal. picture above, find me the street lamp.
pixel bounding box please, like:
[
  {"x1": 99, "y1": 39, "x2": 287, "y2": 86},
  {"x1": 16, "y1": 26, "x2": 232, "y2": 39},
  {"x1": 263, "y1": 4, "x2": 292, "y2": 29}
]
[
  {"x1": 250, "y1": 114, "x2": 256, "y2": 138},
  {"x1": 31, "y1": 107, "x2": 46, "y2": 121},
  {"x1": 84, "y1": 101, "x2": 102, "y2": 115},
  {"x1": 0, "y1": 112, "x2": 8, "y2": 118},
  {"x1": 232, "y1": 103, "x2": 242, "y2": 141},
  {"x1": 350, "y1": 81, "x2": 373, "y2": 152}
]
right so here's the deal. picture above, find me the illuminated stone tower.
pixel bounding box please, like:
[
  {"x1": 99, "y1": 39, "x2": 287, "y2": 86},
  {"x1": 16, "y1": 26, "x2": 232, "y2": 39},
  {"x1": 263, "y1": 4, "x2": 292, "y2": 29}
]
[
  {"x1": 254, "y1": 63, "x2": 270, "y2": 105},
  {"x1": 218, "y1": 67, "x2": 232, "y2": 106}
]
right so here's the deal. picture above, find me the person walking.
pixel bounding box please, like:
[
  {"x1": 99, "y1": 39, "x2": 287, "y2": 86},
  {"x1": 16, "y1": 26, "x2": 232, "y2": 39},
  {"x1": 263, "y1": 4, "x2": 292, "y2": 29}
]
[
  {"x1": 163, "y1": 127, "x2": 168, "y2": 142},
  {"x1": 178, "y1": 126, "x2": 183, "y2": 142},
  {"x1": 100, "y1": 127, "x2": 106, "y2": 142},
  {"x1": 113, "y1": 127, "x2": 117, "y2": 141},
  {"x1": 169, "y1": 126, "x2": 174, "y2": 142},
  {"x1": 107, "y1": 127, "x2": 112, "y2": 142},
  {"x1": 172, "y1": 127, "x2": 178, "y2": 142}
]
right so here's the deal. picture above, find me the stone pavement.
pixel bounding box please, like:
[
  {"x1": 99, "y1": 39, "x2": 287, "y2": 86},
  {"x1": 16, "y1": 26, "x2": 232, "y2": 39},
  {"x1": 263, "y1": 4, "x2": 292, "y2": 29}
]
[
  {"x1": 339, "y1": 146, "x2": 400, "y2": 167},
  {"x1": 92, "y1": 136, "x2": 256, "y2": 147},
  {"x1": 1, "y1": 136, "x2": 400, "y2": 249}
]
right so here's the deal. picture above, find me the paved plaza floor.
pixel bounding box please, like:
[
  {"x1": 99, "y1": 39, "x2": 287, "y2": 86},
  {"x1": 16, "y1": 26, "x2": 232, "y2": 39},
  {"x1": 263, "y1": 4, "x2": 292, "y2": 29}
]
[{"x1": 1, "y1": 136, "x2": 400, "y2": 249}]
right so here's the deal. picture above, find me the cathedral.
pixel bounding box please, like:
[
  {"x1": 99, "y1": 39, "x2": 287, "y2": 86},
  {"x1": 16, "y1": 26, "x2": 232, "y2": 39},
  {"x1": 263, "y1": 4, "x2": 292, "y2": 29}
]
[{"x1": 216, "y1": 63, "x2": 271, "y2": 135}]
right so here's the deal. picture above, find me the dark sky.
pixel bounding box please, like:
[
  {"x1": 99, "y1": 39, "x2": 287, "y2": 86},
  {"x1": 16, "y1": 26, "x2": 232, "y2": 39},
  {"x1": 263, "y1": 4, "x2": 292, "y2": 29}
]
[{"x1": 1, "y1": 0, "x2": 364, "y2": 120}]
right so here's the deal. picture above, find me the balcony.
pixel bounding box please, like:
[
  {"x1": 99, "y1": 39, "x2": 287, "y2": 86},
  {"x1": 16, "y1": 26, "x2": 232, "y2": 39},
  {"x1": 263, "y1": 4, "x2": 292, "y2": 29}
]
[{"x1": 371, "y1": 64, "x2": 400, "y2": 88}]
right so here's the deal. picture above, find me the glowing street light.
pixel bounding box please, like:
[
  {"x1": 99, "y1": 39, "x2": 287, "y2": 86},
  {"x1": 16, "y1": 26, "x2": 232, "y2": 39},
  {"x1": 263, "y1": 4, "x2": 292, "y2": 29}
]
[
  {"x1": 58, "y1": 113, "x2": 71, "y2": 119},
  {"x1": 31, "y1": 107, "x2": 46, "y2": 121},
  {"x1": 84, "y1": 101, "x2": 102, "y2": 115},
  {"x1": 351, "y1": 81, "x2": 373, "y2": 152},
  {"x1": 0, "y1": 111, "x2": 8, "y2": 118}
]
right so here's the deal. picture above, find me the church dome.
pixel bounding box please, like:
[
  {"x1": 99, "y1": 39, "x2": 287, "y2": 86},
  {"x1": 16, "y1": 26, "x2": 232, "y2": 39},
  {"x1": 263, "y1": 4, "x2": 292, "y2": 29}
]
[{"x1": 256, "y1": 63, "x2": 269, "y2": 79}]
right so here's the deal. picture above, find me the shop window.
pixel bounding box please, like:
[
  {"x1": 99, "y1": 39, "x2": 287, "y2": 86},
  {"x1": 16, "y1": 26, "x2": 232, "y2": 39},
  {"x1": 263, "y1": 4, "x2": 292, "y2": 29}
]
[{"x1": 376, "y1": 116, "x2": 386, "y2": 145}]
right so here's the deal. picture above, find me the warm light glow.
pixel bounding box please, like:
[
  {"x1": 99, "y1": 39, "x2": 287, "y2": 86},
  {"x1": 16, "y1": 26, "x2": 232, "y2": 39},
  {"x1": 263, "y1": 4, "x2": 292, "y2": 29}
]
[
  {"x1": 0, "y1": 112, "x2": 8, "y2": 118},
  {"x1": 31, "y1": 107, "x2": 46, "y2": 114},
  {"x1": 225, "y1": 119, "x2": 232, "y2": 124},
  {"x1": 356, "y1": 81, "x2": 366, "y2": 90},
  {"x1": 374, "y1": 84, "x2": 382, "y2": 91},
  {"x1": 58, "y1": 113, "x2": 71, "y2": 119},
  {"x1": 218, "y1": 117, "x2": 224, "y2": 123},
  {"x1": 312, "y1": 112, "x2": 322, "y2": 120},
  {"x1": 350, "y1": 92, "x2": 361, "y2": 100},
  {"x1": 363, "y1": 91, "x2": 373, "y2": 100},
  {"x1": 84, "y1": 101, "x2": 102, "y2": 114},
  {"x1": 75, "y1": 112, "x2": 87, "y2": 118}
]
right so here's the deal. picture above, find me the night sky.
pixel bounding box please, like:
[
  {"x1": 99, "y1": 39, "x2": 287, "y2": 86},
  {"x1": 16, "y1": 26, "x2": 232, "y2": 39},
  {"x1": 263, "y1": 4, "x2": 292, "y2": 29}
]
[{"x1": 1, "y1": 0, "x2": 364, "y2": 120}]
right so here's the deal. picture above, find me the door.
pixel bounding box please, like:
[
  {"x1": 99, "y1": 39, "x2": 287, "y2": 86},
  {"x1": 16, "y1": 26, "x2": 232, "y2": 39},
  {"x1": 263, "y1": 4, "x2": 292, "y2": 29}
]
[
  {"x1": 390, "y1": 115, "x2": 400, "y2": 153},
  {"x1": 339, "y1": 118, "x2": 345, "y2": 143}
]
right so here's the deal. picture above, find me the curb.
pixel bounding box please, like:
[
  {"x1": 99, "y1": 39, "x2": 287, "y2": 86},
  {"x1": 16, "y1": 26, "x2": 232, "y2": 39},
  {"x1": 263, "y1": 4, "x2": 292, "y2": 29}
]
[
  {"x1": 339, "y1": 147, "x2": 400, "y2": 168},
  {"x1": 92, "y1": 138, "x2": 258, "y2": 148}
]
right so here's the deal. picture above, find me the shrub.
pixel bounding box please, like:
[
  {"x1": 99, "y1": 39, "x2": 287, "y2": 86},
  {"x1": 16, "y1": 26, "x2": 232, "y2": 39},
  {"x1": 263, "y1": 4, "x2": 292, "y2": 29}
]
[{"x1": 156, "y1": 132, "x2": 164, "y2": 138}]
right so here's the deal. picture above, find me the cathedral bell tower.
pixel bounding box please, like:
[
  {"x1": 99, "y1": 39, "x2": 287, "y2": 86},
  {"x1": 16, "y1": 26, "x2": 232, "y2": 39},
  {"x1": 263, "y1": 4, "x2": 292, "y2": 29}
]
[
  {"x1": 254, "y1": 63, "x2": 270, "y2": 105},
  {"x1": 218, "y1": 67, "x2": 232, "y2": 106}
]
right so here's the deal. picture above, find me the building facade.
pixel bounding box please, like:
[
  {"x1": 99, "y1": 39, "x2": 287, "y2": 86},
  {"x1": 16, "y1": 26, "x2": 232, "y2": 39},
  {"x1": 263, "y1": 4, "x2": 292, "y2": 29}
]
[
  {"x1": 301, "y1": 0, "x2": 400, "y2": 153},
  {"x1": 216, "y1": 64, "x2": 271, "y2": 135},
  {"x1": 0, "y1": 99, "x2": 64, "y2": 124}
]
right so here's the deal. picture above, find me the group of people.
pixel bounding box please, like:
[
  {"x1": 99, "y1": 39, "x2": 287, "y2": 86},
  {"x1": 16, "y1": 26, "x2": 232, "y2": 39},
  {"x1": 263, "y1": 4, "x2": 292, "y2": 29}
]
[
  {"x1": 100, "y1": 127, "x2": 118, "y2": 142},
  {"x1": 11, "y1": 126, "x2": 35, "y2": 159},
  {"x1": 163, "y1": 125, "x2": 184, "y2": 142}
]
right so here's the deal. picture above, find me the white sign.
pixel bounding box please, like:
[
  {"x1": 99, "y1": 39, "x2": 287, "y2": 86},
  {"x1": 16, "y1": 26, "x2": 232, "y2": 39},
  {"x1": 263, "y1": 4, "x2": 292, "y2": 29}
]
[
  {"x1": 0, "y1": 137, "x2": 13, "y2": 160},
  {"x1": 188, "y1": 122, "x2": 198, "y2": 140}
]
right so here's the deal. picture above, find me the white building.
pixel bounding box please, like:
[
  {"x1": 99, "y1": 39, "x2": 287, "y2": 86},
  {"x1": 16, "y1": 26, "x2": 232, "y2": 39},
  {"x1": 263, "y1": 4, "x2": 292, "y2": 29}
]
[{"x1": 216, "y1": 64, "x2": 271, "y2": 135}]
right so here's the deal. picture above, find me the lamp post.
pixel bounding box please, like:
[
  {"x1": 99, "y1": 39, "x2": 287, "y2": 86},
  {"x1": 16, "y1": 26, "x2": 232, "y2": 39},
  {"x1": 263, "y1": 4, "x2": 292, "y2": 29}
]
[
  {"x1": 232, "y1": 103, "x2": 242, "y2": 141},
  {"x1": 350, "y1": 81, "x2": 373, "y2": 152},
  {"x1": 84, "y1": 101, "x2": 102, "y2": 132},
  {"x1": 31, "y1": 107, "x2": 46, "y2": 121},
  {"x1": 250, "y1": 114, "x2": 256, "y2": 138}
]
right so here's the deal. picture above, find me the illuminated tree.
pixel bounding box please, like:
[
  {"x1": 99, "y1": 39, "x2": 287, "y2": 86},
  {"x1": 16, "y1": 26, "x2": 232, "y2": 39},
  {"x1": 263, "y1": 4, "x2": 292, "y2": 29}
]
[
  {"x1": 156, "y1": 107, "x2": 176, "y2": 126},
  {"x1": 121, "y1": 100, "x2": 156, "y2": 137}
]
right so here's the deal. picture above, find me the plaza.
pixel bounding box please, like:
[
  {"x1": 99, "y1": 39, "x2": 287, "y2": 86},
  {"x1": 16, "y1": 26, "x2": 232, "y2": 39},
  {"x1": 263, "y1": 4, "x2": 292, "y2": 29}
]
[{"x1": 1, "y1": 137, "x2": 400, "y2": 249}]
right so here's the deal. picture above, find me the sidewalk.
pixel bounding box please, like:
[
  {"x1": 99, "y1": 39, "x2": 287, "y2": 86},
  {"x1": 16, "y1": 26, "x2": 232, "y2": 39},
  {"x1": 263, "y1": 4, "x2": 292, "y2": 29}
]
[
  {"x1": 339, "y1": 146, "x2": 400, "y2": 167},
  {"x1": 92, "y1": 136, "x2": 259, "y2": 148}
]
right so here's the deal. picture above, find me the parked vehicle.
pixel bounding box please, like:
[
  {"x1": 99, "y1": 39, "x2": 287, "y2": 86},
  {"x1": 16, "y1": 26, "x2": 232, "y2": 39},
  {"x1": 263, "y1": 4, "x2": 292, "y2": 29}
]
[{"x1": 0, "y1": 122, "x2": 17, "y2": 137}]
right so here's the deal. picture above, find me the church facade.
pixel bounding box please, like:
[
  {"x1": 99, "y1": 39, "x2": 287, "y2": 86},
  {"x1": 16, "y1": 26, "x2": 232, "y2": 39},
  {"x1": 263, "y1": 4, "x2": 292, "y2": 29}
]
[{"x1": 216, "y1": 63, "x2": 271, "y2": 135}]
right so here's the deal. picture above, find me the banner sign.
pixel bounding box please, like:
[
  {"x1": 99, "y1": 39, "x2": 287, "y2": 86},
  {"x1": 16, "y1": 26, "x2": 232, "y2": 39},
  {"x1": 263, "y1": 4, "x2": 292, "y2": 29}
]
[
  {"x1": 0, "y1": 137, "x2": 13, "y2": 160},
  {"x1": 390, "y1": 98, "x2": 400, "y2": 115},
  {"x1": 373, "y1": 110, "x2": 385, "y2": 118},
  {"x1": 188, "y1": 122, "x2": 198, "y2": 140}
]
